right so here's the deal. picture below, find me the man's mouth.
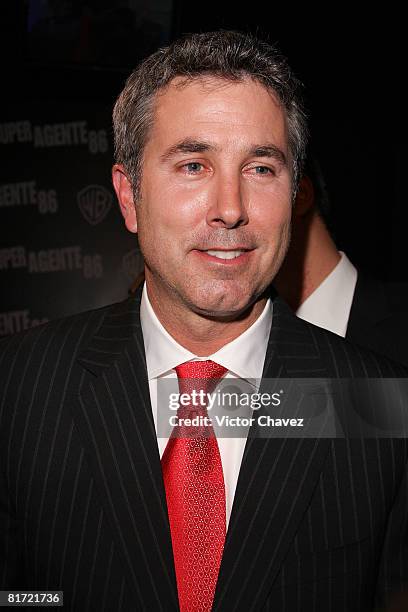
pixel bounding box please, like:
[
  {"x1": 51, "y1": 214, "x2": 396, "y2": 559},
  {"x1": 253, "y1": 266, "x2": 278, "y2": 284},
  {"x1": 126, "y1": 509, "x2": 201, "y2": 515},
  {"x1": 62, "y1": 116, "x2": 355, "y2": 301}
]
[
  {"x1": 193, "y1": 248, "x2": 252, "y2": 264},
  {"x1": 204, "y1": 249, "x2": 246, "y2": 260}
]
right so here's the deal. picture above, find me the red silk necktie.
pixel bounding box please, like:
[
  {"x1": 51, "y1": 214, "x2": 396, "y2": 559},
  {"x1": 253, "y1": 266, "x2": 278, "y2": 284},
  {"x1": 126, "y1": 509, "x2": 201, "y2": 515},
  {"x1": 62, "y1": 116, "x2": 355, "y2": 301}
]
[{"x1": 161, "y1": 360, "x2": 227, "y2": 612}]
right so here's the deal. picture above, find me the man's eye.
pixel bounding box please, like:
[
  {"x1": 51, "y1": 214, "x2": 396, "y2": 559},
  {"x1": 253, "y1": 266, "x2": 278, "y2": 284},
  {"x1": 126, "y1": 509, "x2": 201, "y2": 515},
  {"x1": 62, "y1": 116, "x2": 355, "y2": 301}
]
[
  {"x1": 254, "y1": 166, "x2": 273, "y2": 175},
  {"x1": 184, "y1": 162, "x2": 203, "y2": 173}
]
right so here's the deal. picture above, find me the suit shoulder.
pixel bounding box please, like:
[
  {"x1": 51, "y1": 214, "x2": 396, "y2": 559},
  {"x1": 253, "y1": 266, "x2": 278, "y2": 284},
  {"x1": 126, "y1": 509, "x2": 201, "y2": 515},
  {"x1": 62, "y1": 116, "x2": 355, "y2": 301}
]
[
  {"x1": 303, "y1": 318, "x2": 408, "y2": 377},
  {"x1": 384, "y1": 280, "x2": 408, "y2": 307},
  {"x1": 1, "y1": 301, "x2": 113, "y2": 351},
  {"x1": 0, "y1": 300, "x2": 125, "y2": 387},
  {"x1": 347, "y1": 275, "x2": 408, "y2": 366},
  {"x1": 354, "y1": 275, "x2": 408, "y2": 317}
]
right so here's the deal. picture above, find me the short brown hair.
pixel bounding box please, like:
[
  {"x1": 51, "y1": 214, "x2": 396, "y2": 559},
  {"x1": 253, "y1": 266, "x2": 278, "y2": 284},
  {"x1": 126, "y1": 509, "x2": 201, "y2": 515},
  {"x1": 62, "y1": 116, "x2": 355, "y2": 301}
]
[{"x1": 113, "y1": 30, "x2": 308, "y2": 197}]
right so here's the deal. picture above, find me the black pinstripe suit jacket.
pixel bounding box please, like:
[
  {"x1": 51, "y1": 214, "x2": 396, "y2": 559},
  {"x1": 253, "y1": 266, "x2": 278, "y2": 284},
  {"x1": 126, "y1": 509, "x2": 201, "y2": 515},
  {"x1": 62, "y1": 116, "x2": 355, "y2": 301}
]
[{"x1": 1, "y1": 288, "x2": 408, "y2": 611}]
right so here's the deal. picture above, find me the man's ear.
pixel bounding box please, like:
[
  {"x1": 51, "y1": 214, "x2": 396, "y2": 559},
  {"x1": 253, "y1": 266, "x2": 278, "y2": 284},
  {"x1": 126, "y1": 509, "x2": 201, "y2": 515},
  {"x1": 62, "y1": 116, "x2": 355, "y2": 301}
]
[
  {"x1": 294, "y1": 175, "x2": 315, "y2": 217},
  {"x1": 112, "y1": 164, "x2": 138, "y2": 233}
]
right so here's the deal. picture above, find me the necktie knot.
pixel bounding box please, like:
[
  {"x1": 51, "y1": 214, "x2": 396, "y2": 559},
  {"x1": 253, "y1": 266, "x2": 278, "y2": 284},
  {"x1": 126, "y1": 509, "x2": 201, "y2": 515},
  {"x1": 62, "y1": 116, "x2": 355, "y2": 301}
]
[
  {"x1": 175, "y1": 359, "x2": 227, "y2": 380},
  {"x1": 175, "y1": 360, "x2": 227, "y2": 398}
]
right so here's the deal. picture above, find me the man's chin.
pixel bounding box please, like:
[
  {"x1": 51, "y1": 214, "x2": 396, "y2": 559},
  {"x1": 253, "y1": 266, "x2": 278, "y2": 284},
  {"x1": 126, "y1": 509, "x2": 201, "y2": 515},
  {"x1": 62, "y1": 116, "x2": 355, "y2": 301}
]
[{"x1": 185, "y1": 288, "x2": 264, "y2": 321}]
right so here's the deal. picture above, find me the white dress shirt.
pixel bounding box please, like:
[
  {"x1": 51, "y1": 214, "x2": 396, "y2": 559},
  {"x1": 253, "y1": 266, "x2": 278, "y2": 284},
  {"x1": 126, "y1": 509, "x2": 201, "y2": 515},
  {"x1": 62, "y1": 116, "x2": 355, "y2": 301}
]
[
  {"x1": 296, "y1": 252, "x2": 358, "y2": 337},
  {"x1": 140, "y1": 284, "x2": 272, "y2": 525}
]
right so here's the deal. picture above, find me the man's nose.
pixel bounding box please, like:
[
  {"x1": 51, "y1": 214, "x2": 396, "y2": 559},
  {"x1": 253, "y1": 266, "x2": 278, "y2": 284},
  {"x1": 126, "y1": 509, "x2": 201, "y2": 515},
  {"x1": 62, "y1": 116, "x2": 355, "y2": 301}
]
[{"x1": 206, "y1": 173, "x2": 249, "y2": 229}]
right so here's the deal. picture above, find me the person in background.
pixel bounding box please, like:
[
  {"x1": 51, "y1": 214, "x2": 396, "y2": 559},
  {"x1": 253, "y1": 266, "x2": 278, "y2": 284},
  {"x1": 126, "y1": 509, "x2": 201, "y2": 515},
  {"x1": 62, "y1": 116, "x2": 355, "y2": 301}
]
[{"x1": 274, "y1": 153, "x2": 408, "y2": 365}]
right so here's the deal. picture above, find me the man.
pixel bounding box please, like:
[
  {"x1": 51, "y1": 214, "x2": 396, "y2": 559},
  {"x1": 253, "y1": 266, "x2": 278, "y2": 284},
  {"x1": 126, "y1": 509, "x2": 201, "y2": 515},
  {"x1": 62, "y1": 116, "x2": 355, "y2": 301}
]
[
  {"x1": 1, "y1": 31, "x2": 407, "y2": 612},
  {"x1": 274, "y1": 155, "x2": 408, "y2": 365}
]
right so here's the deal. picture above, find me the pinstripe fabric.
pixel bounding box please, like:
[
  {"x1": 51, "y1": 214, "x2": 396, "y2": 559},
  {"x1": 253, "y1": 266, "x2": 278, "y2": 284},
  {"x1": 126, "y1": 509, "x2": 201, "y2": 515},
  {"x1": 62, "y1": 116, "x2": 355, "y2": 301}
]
[{"x1": 1, "y1": 288, "x2": 408, "y2": 611}]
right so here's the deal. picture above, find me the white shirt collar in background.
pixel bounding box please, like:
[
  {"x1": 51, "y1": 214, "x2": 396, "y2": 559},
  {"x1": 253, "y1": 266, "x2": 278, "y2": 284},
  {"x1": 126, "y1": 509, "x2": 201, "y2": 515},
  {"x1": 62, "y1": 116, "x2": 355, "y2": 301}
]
[{"x1": 296, "y1": 251, "x2": 357, "y2": 337}]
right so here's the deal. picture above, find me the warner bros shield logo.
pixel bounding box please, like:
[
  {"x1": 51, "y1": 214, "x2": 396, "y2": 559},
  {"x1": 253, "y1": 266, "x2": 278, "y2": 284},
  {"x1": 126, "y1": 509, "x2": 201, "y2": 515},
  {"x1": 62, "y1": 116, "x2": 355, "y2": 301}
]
[{"x1": 77, "y1": 185, "x2": 112, "y2": 225}]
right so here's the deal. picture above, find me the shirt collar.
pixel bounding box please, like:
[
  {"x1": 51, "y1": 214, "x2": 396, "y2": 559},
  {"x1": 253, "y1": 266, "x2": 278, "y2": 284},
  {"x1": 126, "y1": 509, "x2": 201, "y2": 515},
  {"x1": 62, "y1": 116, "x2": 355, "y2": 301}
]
[
  {"x1": 296, "y1": 251, "x2": 357, "y2": 337},
  {"x1": 140, "y1": 283, "x2": 272, "y2": 382}
]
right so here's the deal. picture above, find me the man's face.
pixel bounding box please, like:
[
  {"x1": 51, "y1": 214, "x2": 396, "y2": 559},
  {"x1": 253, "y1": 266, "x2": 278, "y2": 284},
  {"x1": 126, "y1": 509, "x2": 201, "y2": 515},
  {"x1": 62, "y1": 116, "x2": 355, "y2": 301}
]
[{"x1": 116, "y1": 76, "x2": 293, "y2": 319}]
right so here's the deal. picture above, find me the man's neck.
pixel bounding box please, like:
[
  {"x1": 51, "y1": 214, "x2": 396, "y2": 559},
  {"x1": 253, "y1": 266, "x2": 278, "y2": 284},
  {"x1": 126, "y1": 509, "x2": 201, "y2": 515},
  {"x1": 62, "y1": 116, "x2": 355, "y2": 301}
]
[
  {"x1": 145, "y1": 283, "x2": 267, "y2": 356},
  {"x1": 274, "y1": 213, "x2": 340, "y2": 310}
]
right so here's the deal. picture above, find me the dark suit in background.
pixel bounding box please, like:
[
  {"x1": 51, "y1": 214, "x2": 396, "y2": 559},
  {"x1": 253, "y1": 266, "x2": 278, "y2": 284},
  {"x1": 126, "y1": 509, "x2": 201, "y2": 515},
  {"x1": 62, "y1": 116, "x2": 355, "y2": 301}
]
[
  {"x1": 1, "y1": 289, "x2": 408, "y2": 611},
  {"x1": 274, "y1": 155, "x2": 408, "y2": 371},
  {"x1": 347, "y1": 273, "x2": 408, "y2": 367}
]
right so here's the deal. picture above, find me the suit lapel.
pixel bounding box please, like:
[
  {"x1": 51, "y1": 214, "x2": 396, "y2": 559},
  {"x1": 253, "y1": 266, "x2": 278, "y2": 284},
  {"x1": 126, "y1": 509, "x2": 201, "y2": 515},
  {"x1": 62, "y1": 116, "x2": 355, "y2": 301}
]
[
  {"x1": 71, "y1": 290, "x2": 179, "y2": 610},
  {"x1": 214, "y1": 296, "x2": 331, "y2": 611}
]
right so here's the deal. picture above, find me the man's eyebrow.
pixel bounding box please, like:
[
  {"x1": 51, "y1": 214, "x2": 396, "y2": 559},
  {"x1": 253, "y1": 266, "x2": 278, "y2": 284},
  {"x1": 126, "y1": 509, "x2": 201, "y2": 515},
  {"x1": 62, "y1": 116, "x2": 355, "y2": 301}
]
[
  {"x1": 160, "y1": 139, "x2": 217, "y2": 162},
  {"x1": 249, "y1": 144, "x2": 287, "y2": 165},
  {"x1": 159, "y1": 139, "x2": 287, "y2": 165}
]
